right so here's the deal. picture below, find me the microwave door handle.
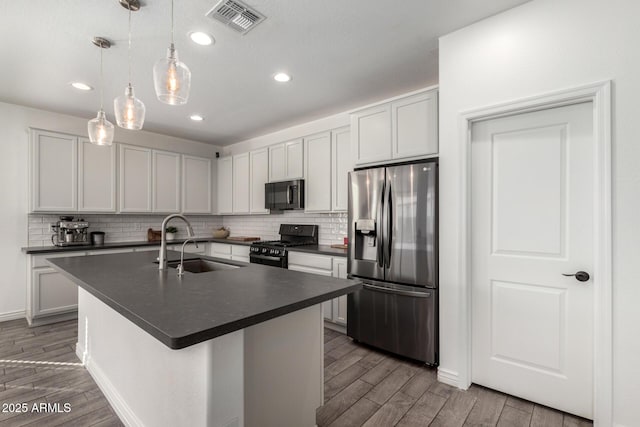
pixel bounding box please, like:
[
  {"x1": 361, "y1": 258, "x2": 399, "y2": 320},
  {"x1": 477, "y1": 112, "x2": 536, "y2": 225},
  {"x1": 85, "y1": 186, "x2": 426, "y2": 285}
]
[
  {"x1": 384, "y1": 182, "x2": 393, "y2": 269},
  {"x1": 377, "y1": 181, "x2": 385, "y2": 269},
  {"x1": 287, "y1": 185, "x2": 293, "y2": 204}
]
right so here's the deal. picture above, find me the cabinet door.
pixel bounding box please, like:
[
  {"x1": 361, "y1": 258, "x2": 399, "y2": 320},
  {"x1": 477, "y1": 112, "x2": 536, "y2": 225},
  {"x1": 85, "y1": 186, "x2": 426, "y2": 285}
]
[
  {"x1": 182, "y1": 155, "x2": 212, "y2": 214},
  {"x1": 351, "y1": 104, "x2": 391, "y2": 166},
  {"x1": 217, "y1": 157, "x2": 233, "y2": 214},
  {"x1": 332, "y1": 258, "x2": 348, "y2": 325},
  {"x1": 332, "y1": 127, "x2": 351, "y2": 212},
  {"x1": 285, "y1": 139, "x2": 304, "y2": 179},
  {"x1": 78, "y1": 138, "x2": 116, "y2": 212},
  {"x1": 304, "y1": 132, "x2": 332, "y2": 212},
  {"x1": 210, "y1": 242, "x2": 232, "y2": 259},
  {"x1": 392, "y1": 90, "x2": 438, "y2": 159},
  {"x1": 232, "y1": 153, "x2": 250, "y2": 214},
  {"x1": 32, "y1": 268, "x2": 78, "y2": 317},
  {"x1": 119, "y1": 144, "x2": 152, "y2": 212},
  {"x1": 269, "y1": 143, "x2": 286, "y2": 182},
  {"x1": 288, "y1": 264, "x2": 333, "y2": 320},
  {"x1": 30, "y1": 129, "x2": 77, "y2": 212},
  {"x1": 250, "y1": 148, "x2": 269, "y2": 214},
  {"x1": 152, "y1": 150, "x2": 181, "y2": 213}
]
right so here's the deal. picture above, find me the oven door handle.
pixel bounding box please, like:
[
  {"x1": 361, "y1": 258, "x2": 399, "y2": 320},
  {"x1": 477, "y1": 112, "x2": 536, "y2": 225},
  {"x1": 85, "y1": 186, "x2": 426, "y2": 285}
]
[
  {"x1": 363, "y1": 283, "x2": 432, "y2": 298},
  {"x1": 250, "y1": 254, "x2": 283, "y2": 262}
]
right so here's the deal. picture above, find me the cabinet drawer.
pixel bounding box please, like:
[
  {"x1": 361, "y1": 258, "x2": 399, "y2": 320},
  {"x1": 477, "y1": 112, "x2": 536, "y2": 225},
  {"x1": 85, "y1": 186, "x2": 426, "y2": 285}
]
[
  {"x1": 211, "y1": 243, "x2": 232, "y2": 254},
  {"x1": 288, "y1": 252, "x2": 333, "y2": 270},
  {"x1": 288, "y1": 264, "x2": 333, "y2": 276},
  {"x1": 231, "y1": 245, "x2": 250, "y2": 257},
  {"x1": 32, "y1": 252, "x2": 86, "y2": 268}
]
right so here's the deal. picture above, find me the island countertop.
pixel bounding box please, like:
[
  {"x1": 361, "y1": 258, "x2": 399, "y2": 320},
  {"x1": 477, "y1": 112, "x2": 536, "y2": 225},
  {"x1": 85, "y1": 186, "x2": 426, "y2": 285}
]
[{"x1": 47, "y1": 251, "x2": 361, "y2": 349}]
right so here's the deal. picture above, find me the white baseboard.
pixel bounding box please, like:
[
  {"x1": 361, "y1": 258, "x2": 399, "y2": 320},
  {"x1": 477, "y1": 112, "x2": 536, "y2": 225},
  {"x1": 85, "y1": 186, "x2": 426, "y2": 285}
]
[
  {"x1": 79, "y1": 346, "x2": 142, "y2": 427},
  {"x1": 0, "y1": 310, "x2": 26, "y2": 323},
  {"x1": 437, "y1": 367, "x2": 462, "y2": 388}
]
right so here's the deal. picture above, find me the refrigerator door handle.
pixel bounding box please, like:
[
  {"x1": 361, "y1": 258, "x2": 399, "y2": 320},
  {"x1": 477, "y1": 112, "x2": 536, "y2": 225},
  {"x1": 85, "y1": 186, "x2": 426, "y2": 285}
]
[
  {"x1": 377, "y1": 181, "x2": 385, "y2": 268},
  {"x1": 384, "y1": 181, "x2": 393, "y2": 269},
  {"x1": 363, "y1": 283, "x2": 432, "y2": 298}
]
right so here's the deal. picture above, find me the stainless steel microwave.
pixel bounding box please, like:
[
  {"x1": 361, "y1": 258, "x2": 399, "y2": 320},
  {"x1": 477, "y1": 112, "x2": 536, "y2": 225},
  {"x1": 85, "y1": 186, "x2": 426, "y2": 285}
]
[{"x1": 265, "y1": 180, "x2": 305, "y2": 210}]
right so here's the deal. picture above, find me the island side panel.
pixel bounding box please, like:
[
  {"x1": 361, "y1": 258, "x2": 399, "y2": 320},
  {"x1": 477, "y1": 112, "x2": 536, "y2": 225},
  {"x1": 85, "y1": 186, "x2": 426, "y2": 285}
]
[
  {"x1": 77, "y1": 288, "x2": 244, "y2": 427},
  {"x1": 244, "y1": 304, "x2": 323, "y2": 427}
]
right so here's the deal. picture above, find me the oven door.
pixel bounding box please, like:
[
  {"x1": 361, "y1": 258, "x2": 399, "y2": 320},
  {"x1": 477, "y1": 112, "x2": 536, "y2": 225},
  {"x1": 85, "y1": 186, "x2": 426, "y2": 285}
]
[{"x1": 249, "y1": 253, "x2": 286, "y2": 268}]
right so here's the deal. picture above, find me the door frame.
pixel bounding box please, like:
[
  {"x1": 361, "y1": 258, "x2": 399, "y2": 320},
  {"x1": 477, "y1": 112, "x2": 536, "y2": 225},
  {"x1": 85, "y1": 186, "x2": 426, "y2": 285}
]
[{"x1": 456, "y1": 81, "x2": 612, "y2": 425}]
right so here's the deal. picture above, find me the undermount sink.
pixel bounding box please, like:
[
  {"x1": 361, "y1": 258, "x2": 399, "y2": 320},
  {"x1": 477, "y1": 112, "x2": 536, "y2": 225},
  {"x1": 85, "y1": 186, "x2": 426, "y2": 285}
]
[{"x1": 166, "y1": 258, "x2": 241, "y2": 274}]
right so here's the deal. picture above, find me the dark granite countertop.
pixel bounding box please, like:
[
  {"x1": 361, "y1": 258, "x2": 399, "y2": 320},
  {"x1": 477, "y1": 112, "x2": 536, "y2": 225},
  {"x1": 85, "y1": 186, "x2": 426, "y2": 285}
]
[
  {"x1": 22, "y1": 238, "x2": 347, "y2": 257},
  {"x1": 47, "y1": 251, "x2": 360, "y2": 350}
]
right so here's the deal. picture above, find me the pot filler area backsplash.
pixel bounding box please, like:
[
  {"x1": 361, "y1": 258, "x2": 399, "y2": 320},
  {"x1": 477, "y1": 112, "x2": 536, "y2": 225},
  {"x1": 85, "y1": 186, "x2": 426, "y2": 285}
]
[{"x1": 27, "y1": 211, "x2": 348, "y2": 247}]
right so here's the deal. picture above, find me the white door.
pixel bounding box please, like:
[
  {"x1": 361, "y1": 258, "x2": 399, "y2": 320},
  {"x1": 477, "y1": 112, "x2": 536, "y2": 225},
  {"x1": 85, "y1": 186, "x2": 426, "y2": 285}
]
[{"x1": 471, "y1": 102, "x2": 594, "y2": 418}]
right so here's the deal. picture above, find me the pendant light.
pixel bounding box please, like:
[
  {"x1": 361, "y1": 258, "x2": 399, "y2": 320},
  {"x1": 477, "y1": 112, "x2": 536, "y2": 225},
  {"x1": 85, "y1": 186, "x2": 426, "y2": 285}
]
[
  {"x1": 153, "y1": 0, "x2": 191, "y2": 105},
  {"x1": 114, "y1": 0, "x2": 145, "y2": 130},
  {"x1": 88, "y1": 37, "x2": 115, "y2": 146}
]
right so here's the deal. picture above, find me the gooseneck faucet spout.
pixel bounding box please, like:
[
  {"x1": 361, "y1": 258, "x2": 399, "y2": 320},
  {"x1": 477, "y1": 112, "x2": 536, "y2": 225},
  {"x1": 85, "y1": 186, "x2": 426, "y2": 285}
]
[{"x1": 158, "y1": 214, "x2": 195, "y2": 270}]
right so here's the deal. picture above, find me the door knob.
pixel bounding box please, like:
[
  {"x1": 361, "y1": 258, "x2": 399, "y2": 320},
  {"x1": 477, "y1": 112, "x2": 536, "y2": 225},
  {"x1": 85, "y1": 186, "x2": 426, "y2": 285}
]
[{"x1": 562, "y1": 271, "x2": 590, "y2": 282}]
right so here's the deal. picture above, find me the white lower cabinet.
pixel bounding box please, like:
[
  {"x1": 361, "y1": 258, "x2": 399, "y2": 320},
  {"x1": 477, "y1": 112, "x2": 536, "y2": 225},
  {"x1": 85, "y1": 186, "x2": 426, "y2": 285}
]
[
  {"x1": 287, "y1": 252, "x2": 348, "y2": 326},
  {"x1": 209, "y1": 243, "x2": 250, "y2": 262},
  {"x1": 27, "y1": 252, "x2": 86, "y2": 326}
]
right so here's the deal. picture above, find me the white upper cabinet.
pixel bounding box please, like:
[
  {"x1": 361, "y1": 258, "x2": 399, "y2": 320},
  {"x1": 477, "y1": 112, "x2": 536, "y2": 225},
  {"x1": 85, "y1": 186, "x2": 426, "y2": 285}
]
[
  {"x1": 182, "y1": 155, "x2": 212, "y2": 214},
  {"x1": 30, "y1": 129, "x2": 77, "y2": 212},
  {"x1": 152, "y1": 150, "x2": 181, "y2": 213},
  {"x1": 250, "y1": 148, "x2": 269, "y2": 214},
  {"x1": 352, "y1": 88, "x2": 438, "y2": 166},
  {"x1": 392, "y1": 91, "x2": 438, "y2": 160},
  {"x1": 217, "y1": 156, "x2": 233, "y2": 215},
  {"x1": 351, "y1": 104, "x2": 392, "y2": 166},
  {"x1": 304, "y1": 132, "x2": 332, "y2": 212},
  {"x1": 269, "y1": 139, "x2": 303, "y2": 182},
  {"x1": 232, "y1": 153, "x2": 250, "y2": 214},
  {"x1": 119, "y1": 144, "x2": 152, "y2": 213},
  {"x1": 78, "y1": 138, "x2": 116, "y2": 212},
  {"x1": 332, "y1": 127, "x2": 351, "y2": 212}
]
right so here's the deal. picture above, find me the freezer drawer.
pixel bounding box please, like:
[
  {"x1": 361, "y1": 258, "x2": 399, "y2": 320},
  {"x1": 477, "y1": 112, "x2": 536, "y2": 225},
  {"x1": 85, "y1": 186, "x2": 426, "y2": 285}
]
[{"x1": 347, "y1": 280, "x2": 438, "y2": 365}]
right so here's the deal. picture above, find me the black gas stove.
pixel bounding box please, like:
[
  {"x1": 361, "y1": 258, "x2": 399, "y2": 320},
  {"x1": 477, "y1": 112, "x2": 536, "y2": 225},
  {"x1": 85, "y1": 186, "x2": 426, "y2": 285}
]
[{"x1": 250, "y1": 224, "x2": 318, "y2": 268}]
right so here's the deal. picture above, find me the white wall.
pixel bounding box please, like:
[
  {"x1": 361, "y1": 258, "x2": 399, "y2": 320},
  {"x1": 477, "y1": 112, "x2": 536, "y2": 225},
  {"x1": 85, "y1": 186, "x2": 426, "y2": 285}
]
[
  {"x1": 438, "y1": 1, "x2": 640, "y2": 425},
  {"x1": 0, "y1": 101, "x2": 220, "y2": 321}
]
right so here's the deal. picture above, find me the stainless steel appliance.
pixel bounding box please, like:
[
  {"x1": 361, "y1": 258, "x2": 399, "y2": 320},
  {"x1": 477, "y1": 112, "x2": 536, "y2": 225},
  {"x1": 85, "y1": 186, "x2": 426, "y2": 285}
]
[
  {"x1": 264, "y1": 179, "x2": 305, "y2": 210},
  {"x1": 51, "y1": 217, "x2": 90, "y2": 247},
  {"x1": 347, "y1": 159, "x2": 438, "y2": 365},
  {"x1": 249, "y1": 224, "x2": 318, "y2": 268}
]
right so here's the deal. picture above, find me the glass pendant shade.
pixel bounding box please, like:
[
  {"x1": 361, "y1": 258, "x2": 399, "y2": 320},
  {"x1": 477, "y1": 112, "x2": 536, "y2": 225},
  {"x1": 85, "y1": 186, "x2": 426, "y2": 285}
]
[
  {"x1": 88, "y1": 110, "x2": 115, "y2": 146},
  {"x1": 153, "y1": 44, "x2": 191, "y2": 105},
  {"x1": 114, "y1": 84, "x2": 145, "y2": 130}
]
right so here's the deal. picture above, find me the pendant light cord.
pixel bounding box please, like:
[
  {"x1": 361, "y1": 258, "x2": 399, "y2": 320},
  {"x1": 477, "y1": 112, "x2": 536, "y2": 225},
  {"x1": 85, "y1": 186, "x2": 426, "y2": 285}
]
[
  {"x1": 171, "y1": 0, "x2": 175, "y2": 44},
  {"x1": 99, "y1": 46, "x2": 104, "y2": 110},
  {"x1": 128, "y1": 6, "x2": 132, "y2": 85}
]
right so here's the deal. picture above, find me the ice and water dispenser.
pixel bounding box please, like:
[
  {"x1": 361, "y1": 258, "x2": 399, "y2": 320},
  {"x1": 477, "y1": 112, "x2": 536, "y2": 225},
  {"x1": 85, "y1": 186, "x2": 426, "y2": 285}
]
[{"x1": 353, "y1": 219, "x2": 378, "y2": 262}]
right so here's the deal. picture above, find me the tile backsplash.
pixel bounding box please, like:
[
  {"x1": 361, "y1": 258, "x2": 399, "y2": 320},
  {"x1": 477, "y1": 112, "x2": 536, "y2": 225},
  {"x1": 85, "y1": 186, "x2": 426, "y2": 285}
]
[
  {"x1": 222, "y1": 211, "x2": 348, "y2": 245},
  {"x1": 28, "y1": 214, "x2": 223, "y2": 247},
  {"x1": 27, "y1": 211, "x2": 348, "y2": 247}
]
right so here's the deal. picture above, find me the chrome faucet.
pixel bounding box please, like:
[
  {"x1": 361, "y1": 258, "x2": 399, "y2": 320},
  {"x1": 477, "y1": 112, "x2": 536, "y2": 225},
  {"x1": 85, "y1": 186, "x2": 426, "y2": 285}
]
[
  {"x1": 158, "y1": 214, "x2": 195, "y2": 270},
  {"x1": 177, "y1": 239, "x2": 199, "y2": 276}
]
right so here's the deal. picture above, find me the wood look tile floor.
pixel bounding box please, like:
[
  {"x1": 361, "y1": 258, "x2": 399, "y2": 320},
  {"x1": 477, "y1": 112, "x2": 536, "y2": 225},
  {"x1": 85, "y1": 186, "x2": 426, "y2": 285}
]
[
  {"x1": 319, "y1": 328, "x2": 592, "y2": 427},
  {"x1": 0, "y1": 319, "x2": 593, "y2": 426}
]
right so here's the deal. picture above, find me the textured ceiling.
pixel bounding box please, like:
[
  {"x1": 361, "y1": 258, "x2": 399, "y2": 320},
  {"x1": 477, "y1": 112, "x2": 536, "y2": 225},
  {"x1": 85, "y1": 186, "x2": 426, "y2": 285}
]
[{"x1": 0, "y1": 0, "x2": 530, "y2": 145}]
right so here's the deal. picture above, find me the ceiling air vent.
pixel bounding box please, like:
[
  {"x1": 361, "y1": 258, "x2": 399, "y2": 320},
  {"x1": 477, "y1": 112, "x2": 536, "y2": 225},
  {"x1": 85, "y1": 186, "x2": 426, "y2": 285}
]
[{"x1": 206, "y1": 0, "x2": 265, "y2": 35}]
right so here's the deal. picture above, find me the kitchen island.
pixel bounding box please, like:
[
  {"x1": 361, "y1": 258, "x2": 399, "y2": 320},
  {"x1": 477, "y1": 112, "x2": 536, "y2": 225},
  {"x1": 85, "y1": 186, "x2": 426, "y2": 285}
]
[{"x1": 47, "y1": 251, "x2": 361, "y2": 427}]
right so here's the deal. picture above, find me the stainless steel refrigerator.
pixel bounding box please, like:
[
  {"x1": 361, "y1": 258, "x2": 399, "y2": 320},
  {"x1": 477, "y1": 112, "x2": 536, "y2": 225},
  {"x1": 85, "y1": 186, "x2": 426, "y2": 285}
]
[{"x1": 347, "y1": 159, "x2": 438, "y2": 365}]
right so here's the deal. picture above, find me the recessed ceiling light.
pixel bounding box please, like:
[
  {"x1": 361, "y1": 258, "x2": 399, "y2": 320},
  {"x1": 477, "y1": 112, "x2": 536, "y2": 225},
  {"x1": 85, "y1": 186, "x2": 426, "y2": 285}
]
[
  {"x1": 70, "y1": 82, "x2": 93, "y2": 91},
  {"x1": 190, "y1": 114, "x2": 204, "y2": 122},
  {"x1": 189, "y1": 32, "x2": 214, "y2": 46},
  {"x1": 273, "y1": 73, "x2": 292, "y2": 83}
]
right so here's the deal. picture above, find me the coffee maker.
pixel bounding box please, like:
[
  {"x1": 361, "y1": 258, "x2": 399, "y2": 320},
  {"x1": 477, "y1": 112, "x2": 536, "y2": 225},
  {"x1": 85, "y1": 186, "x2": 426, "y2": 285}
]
[{"x1": 51, "y1": 216, "x2": 90, "y2": 246}]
